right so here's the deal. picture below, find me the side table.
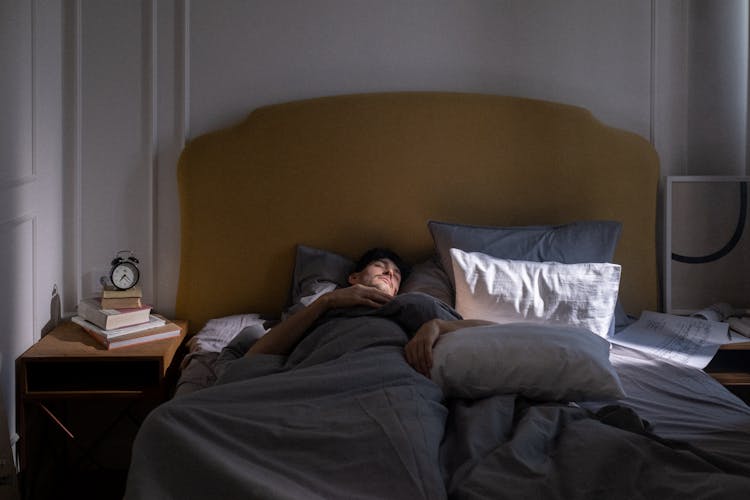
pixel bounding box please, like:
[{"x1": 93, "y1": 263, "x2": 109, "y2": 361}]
[
  {"x1": 705, "y1": 340, "x2": 750, "y2": 404},
  {"x1": 16, "y1": 319, "x2": 187, "y2": 499}
]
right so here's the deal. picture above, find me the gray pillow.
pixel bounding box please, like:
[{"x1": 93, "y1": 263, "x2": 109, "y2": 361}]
[
  {"x1": 285, "y1": 245, "x2": 354, "y2": 317},
  {"x1": 287, "y1": 246, "x2": 453, "y2": 314},
  {"x1": 429, "y1": 220, "x2": 622, "y2": 281},
  {"x1": 430, "y1": 323, "x2": 626, "y2": 401},
  {"x1": 428, "y1": 220, "x2": 625, "y2": 331},
  {"x1": 399, "y1": 257, "x2": 453, "y2": 306}
]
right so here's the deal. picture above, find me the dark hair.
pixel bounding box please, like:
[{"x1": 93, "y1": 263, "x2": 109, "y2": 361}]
[{"x1": 353, "y1": 248, "x2": 410, "y2": 281}]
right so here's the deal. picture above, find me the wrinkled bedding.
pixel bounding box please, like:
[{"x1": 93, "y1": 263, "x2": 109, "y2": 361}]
[{"x1": 125, "y1": 294, "x2": 750, "y2": 500}]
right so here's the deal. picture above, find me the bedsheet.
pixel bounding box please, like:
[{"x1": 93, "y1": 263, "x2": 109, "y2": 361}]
[
  {"x1": 125, "y1": 295, "x2": 750, "y2": 499},
  {"x1": 592, "y1": 344, "x2": 750, "y2": 463}
]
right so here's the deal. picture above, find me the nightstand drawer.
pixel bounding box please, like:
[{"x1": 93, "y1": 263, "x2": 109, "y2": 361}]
[
  {"x1": 705, "y1": 347, "x2": 750, "y2": 385},
  {"x1": 705, "y1": 349, "x2": 750, "y2": 384},
  {"x1": 24, "y1": 359, "x2": 161, "y2": 393},
  {"x1": 705, "y1": 342, "x2": 750, "y2": 404}
]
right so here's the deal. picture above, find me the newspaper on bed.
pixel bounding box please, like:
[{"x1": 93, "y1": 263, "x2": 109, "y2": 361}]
[{"x1": 609, "y1": 310, "x2": 743, "y2": 369}]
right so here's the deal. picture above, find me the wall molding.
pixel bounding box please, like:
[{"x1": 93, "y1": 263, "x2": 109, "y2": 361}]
[
  {"x1": 179, "y1": 0, "x2": 190, "y2": 145},
  {"x1": 144, "y1": 0, "x2": 157, "y2": 304},
  {"x1": 649, "y1": 0, "x2": 656, "y2": 146},
  {"x1": 0, "y1": 1, "x2": 34, "y2": 186},
  {"x1": 31, "y1": 214, "x2": 38, "y2": 343},
  {"x1": 71, "y1": 0, "x2": 82, "y2": 307},
  {"x1": 31, "y1": 0, "x2": 37, "y2": 181},
  {"x1": 151, "y1": 0, "x2": 190, "y2": 315},
  {"x1": 0, "y1": 176, "x2": 37, "y2": 190},
  {"x1": 0, "y1": 213, "x2": 36, "y2": 232}
]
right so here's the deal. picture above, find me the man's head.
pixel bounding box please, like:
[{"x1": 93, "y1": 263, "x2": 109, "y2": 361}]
[{"x1": 348, "y1": 248, "x2": 409, "y2": 297}]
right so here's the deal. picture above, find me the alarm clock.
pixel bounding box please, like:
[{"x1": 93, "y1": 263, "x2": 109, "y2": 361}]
[{"x1": 109, "y1": 250, "x2": 140, "y2": 290}]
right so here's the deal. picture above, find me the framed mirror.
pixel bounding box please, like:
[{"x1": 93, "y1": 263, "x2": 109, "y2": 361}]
[{"x1": 665, "y1": 176, "x2": 750, "y2": 314}]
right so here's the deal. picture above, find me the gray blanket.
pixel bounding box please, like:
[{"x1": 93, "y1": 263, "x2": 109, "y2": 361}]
[
  {"x1": 125, "y1": 293, "x2": 458, "y2": 500},
  {"x1": 443, "y1": 397, "x2": 750, "y2": 499},
  {"x1": 125, "y1": 293, "x2": 750, "y2": 499}
]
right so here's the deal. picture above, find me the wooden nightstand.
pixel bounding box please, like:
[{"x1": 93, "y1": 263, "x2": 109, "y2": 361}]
[
  {"x1": 705, "y1": 340, "x2": 750, "y2": 404},
  {"x1": 16, "y1": 319, "x2": 187, "y2": 500}
]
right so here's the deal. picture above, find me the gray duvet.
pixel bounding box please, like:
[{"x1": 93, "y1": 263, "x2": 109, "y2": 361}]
[{"x1": 124, "y1": 294, "x2": 750, "y2": 500}]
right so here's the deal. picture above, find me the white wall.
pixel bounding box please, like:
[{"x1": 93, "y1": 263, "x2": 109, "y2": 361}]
[
  {"x1": 189, "y1": 0, "x2": 653, "y2": 139},
  {"x1": 687, "y1": 1, "x2": 748, "y2": 175},
  {"x1": 0, "y1": 0, "x2": 64, "y2": 436},
  {"x1": 78, "y1": 0, "x2": 663, "y2": 321},
  {"x1": 62, "y1": 0, "x2": 750, "y2": 320},
  {"x1": 77, "y1": 1, "x2": 155, "y2": 308},
  {"x1": 2, "y1": 0, "x2": 749, "y2": 437}
]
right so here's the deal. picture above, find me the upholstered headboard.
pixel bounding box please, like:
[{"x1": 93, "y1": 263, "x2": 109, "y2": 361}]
[{"x1": 176, "y1": 92, "x2": 659, "y2": 332}]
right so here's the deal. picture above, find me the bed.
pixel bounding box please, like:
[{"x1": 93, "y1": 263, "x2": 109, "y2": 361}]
[{"x1": 124, "y1": 92, "x2": 750, "y2": 499}]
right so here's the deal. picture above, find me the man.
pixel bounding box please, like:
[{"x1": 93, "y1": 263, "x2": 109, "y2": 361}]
[
  {"x1": 246, "y1": 246, "x2": 493, "y2": 379},
  {"x1": 246, "y1": 248, "x2": 407, "y2": 356},
  {"x1": 131, "y1": 249, "x2": 460, "y2": 500}
]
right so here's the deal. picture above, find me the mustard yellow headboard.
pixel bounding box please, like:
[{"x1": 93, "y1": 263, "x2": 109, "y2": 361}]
[{"x1": 176, "y1": 92, "x2": 659, "y2": 332}]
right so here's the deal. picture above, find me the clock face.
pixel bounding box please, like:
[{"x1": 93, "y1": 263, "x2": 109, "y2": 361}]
[{"x1": 111, "y1": 262, "x2": 140, "y2": 290}]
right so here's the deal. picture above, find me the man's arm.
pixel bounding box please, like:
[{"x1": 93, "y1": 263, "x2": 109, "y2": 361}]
[
  {"x1": 246, "y1": 284, "x2": 394, "y2": 356},
  {"x1": 404, "y1": 318, "x2": 495, "y2": 377}
]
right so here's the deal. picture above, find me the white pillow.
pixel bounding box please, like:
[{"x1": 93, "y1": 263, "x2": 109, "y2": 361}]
[
  {"x1": 450, "y1": 248, "x2": 621, "y2": 338},
  {"x1": 185, "y1": 314, "x2": 265, "y2": 353},
  {"x1": 430, "y1": 323, "x2": 626, "y2": 401}
]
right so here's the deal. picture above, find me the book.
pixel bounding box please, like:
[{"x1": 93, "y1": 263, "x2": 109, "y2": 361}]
[
  {"x1": 72, "y1": 315, "x2": 167, "y2": 338},
  {"x1": 100, "y1": 296, "x2": 143, "y2": 309},
  {"x1": 77, "y1": 298, "x2": 152, "y2": 330},
  {"x1": 100, "y1": 285, "x2": 143, "y2": 299},
  {"x1": 77, "y1": 319, "x2": 181, "y2": 350},
  {"x1": 609, "y1": 310, "x2": 733, "y2": 369}
]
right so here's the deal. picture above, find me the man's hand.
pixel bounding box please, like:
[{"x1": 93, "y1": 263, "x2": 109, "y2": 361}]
[
  {"x1": 405, "y1": 319, "x2": 442, "y2": 377},
  {"x1": 248, "y1": 284, "x2": 392, "y2": 356},
  {"x1": 405, "y1": 319, "x2": 497, "y2": 377},
  {"x1": 322, "y1": 284, "x2": 393, "y2": 310}
]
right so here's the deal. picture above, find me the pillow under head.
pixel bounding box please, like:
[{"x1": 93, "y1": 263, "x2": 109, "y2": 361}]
[{"x1": 285, "y1": 245, "x2": 354, "y2": 318}]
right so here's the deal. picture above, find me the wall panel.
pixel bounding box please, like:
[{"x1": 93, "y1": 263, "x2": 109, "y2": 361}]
[
  {"x1": 188, "y1": 0, "x2": 653, "y2": 140},
  {"x1": 78, "y1": 0, "x2": 154, "y2": 303},
  {"x1": 0, "y1": 216, "x2": 35, "y2": 436},
  {"x1": 687, "y1": 1, "x2": 748, "y2": 175},
  {"x1": 0, "y1": 1, "x2": 33, "y2": 185},
  {"x1": 0, "y1": 0, "x2": 36, "y2": 438}
]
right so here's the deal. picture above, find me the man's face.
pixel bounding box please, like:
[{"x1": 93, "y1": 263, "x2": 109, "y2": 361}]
[{"x1": 348, "y1": 258, "x2": 402, "y2": 296}]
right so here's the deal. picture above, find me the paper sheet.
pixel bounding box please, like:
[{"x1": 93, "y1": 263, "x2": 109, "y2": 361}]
[
  {"x1": 609, "y1": 310, "x2": 736, "y2": 369},
  {"x1": 691, "y1": 302, "x2": 735, "y2": 322}
]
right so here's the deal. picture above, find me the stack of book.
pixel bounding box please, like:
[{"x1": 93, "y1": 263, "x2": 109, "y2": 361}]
[
  {"x1": 100, "y1": 284, "x2": 143, "y2": 309},
  {"x1": 73, "y1": 287, "x2": 181, "y2": 349}
]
